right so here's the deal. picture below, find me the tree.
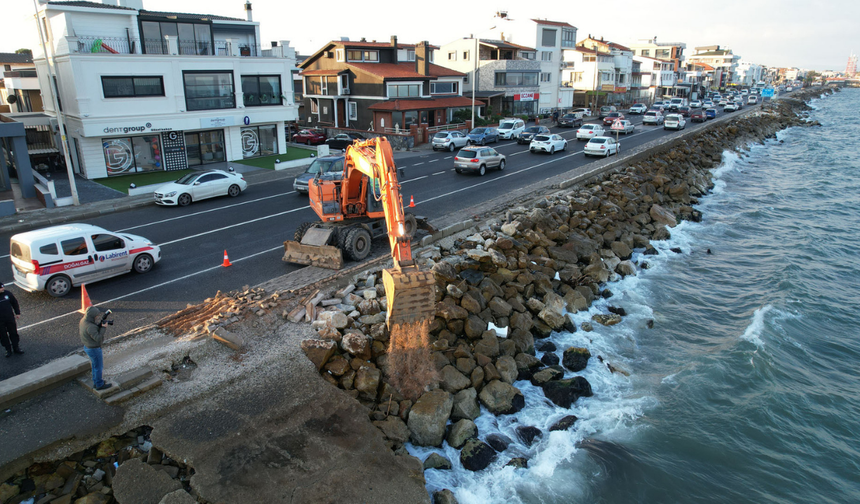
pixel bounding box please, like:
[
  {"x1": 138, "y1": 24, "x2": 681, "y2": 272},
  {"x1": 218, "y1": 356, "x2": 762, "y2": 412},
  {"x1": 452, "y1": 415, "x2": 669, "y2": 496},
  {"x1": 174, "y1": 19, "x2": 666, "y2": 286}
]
[
  {"x1": 15, "y1": 48, "x2": 32, "y2": 56},
  {"x1": 804, "y1": 71, "x2": 819, "y2": 86}
]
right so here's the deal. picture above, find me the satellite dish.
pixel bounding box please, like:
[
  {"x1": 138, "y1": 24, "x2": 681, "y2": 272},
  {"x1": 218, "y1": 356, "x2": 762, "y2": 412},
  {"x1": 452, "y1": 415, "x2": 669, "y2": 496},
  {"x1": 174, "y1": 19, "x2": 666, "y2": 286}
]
[{"x1": 6, "y1": 95, "x2": 18, "y2": 104}]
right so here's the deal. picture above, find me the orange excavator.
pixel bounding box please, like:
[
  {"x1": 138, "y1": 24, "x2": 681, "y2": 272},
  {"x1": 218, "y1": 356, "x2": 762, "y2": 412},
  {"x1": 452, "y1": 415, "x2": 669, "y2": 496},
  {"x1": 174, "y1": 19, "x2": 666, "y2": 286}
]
[{"x1": 283, "y1": 137, "x2": 435, "y2": 328}]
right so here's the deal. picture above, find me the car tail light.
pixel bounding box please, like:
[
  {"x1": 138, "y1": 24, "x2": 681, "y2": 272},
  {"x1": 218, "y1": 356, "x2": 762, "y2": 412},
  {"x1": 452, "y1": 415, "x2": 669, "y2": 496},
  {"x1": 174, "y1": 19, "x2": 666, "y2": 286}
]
[
  {"x1": 470, "y1": 159, "x2": 479, "y2": 163},
  {"x1": 31, "y1": 259, "x2": 40, "y2": 274},
  {"x1": 600, "y1": 146, "x2": 605, "y2": 150}
]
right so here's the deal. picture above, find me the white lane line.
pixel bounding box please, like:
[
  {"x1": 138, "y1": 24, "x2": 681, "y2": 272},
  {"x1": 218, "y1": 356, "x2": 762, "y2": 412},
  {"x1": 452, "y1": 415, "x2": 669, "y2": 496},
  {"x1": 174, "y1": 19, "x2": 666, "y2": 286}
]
[
  {"x1": 413, "y1": 162, "x2": 425, "y2": 166},
  {"x1": 429, "y1": 159, "x2": 438, "y2": 163},
  {"x1": 16, "y1": 245, "x2": 284, "y2": 331},
  {"x1": 159, "y1": 206, "x2": 309, "y2": 247},
  {"x1": 510, "y1": 151, "x2": 529, "y2": 156},
  {"x1": 401, "y1": 175, "x2": 428, "y2": 184},
  {"x1": 432, "y1": 171, "x2": 445, "y2": 176},
  {"x1": 443, "y1": 156, "x2": 453, "y2": 159}
]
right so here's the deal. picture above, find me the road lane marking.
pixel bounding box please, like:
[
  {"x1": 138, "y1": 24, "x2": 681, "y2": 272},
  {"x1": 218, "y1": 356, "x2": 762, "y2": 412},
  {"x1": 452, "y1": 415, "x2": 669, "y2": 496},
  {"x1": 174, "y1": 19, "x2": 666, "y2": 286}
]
[
  {"x1": 429, "y1": 159, "x2": 438, "y2": 163},
  {"x1": 413, "y1": 162, "x2": 424, "y2": 166},
  {"x1": 401, "y1": 175, "x2": 428, "y2": 184},
  {"x1": 443, "y1": 156, "x2": 453, "y2": 159},
  {"x1": 16, "y1": 245, "x2": 285, "y2": 331},
  {"x1": 158, "y1": 206, "x2": 310, "y2": 247},
  {"x1": 432, "y1": 171, "x2": 445, "y2": 176}
]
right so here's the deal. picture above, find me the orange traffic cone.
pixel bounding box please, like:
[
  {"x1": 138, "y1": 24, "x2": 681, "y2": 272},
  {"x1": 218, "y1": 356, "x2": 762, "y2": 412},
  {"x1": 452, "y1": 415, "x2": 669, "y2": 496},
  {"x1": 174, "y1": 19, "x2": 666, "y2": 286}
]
[
  {"x1": 79, "y1": 284, "x2": 93, "y2": 314},
  {"x1": 409, "y1": 195, "x2": 415, "y2": 208},
  {"x1": 222, "y1": 250, "x2": 232, "y2": 267}
]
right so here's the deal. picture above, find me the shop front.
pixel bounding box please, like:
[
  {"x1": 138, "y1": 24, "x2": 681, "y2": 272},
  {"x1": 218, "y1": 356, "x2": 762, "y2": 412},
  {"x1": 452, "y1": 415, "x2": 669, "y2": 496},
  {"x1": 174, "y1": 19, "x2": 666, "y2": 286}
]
[{"x1": 502, "y1": 92, "x2": 539, "y2": 117}]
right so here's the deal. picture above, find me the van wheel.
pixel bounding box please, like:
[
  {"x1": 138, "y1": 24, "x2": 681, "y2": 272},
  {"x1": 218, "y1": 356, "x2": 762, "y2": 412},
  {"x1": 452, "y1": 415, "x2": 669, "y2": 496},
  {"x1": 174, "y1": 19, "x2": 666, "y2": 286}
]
[
  {"x1": 47, "y1": 275, "x2": 71, "y2": 297},
  {"x1": 177, "y1": 193, "x2": 192, "y2": 207},
  {"x1": 133, "y1": 253, "x2": 154, "y2": 274}
]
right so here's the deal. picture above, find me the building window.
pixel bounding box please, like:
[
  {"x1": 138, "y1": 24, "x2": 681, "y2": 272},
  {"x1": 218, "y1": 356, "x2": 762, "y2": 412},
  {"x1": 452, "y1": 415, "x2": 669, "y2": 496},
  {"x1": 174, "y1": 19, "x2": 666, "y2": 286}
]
[
  {"x1": 562, "y1": 28, "x2": 576, "y2": 48},
  {"x1": 388, "y1": 83, "x2": 420, "y2": 97},
  {"x1": 141, "y1": 20, "x2": 212, "y2": 55},
  {"x1": 241, "y1": 75, "x2": 282, "y2": 106},
  {"x1": 406, "y1": 49, "x2": 415, "y2": 61},
  {"x1": 241, "y1": 124, "x2": 278, "y2": 158},
  {"x1": 494, "y1": 72, "x2": 538, "y2": 86},
  {"x1": 348, "y1": 102, "x2": 357, "y2": 120},
  {"x1": 540, "y1": 72, "x2": 551, "y2": 83},
  {"x1": 102, "y1": 76, "x2": 165, "y2": 98},
  {"x1": 521, "y1": 52, "x2": 535, "y2": 60},
  {"x1": 541, "y1": 51, "x2": 552, "y2": 61},
  {"x1": 102, "y1": 135, "x2": 163, "y2": 176},
  {"x1": 641, "y1": 49, "x2": 650, "y2": 57},
  {"x1": 185, "y1": 130, "x2": 225, "y2": 165},
  {"x1": 541, "y1": 28, "x2": 557, "y2": 47},
  {"x1": 3, "y1": 65, "x2": 10, "y2": 71},
  {"x1": 310, "y1": 98, "x2": 318, "y2": 113},
  {"x1": 657, "y1": 49, "x2": 671, "y2": 58},
  {"x1": 462, "y1": 50, "x2": 470, "y2": 61},
  {"x1": 336, "y1": 49, "x2": 344, "y2": 62},
  {"x1": 430, "y1": 81, "x2": 458, "y2": 94},
  {"x1": 183, "y1": 71, "x2": 235, "y2": 111},
  {"x1": 448, "y1": 51, "x2": 457, "y2": 61},
  {"x1": 347, "y1": 49, "x2": 378, "y2": 62}
]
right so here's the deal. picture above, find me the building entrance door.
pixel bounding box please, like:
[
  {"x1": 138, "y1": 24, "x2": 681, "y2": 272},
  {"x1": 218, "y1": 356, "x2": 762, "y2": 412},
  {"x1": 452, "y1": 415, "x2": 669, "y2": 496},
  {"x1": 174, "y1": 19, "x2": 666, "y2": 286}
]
[{"x1": 185, "y1": 130, "x2": 225, "y2": 165}]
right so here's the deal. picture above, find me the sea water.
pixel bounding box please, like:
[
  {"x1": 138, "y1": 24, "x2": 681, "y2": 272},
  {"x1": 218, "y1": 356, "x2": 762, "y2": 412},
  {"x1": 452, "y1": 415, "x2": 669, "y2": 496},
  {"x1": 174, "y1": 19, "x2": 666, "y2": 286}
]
[{"x1": 408, "y1": 88, "x2": 860, "y2": 503}]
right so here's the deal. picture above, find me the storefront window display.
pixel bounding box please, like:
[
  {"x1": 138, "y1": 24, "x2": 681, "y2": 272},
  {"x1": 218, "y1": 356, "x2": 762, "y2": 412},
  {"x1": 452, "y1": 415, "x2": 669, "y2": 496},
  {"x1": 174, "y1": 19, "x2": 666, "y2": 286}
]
[
  {"x1": 102, "y1": 135, "x2": 163, "y2": 176},
  {"x1": 185, "y1": 130, "x2": 225, "y2": 165},
  {"x1": 241, "y1": 125, "x2": 278, "y2": 158}
]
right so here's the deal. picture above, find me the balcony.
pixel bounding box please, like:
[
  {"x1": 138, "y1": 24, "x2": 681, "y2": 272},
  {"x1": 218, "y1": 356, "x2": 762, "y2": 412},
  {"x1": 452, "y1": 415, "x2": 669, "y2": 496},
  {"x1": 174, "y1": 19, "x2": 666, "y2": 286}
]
[{"x1": 71, "y1": 36, "x2": 263, "y2": 57}]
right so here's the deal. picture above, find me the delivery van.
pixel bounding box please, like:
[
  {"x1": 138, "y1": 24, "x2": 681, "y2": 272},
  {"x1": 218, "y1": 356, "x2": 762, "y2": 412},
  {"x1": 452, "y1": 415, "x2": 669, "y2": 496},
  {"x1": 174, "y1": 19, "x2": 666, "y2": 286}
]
[{"x1": 10, "y1": 223, "x2": 161, "y2": 297}]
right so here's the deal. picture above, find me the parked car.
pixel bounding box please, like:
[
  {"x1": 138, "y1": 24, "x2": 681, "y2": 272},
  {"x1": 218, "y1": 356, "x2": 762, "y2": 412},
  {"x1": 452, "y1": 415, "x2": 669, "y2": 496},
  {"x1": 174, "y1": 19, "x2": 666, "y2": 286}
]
[
  {"x1": 598, "y1": 106, "x2": 617, "y2": 119},
  {"x1": 529, "y1": 134, "x2": 567, "y2": 154},
  {"x1": 690, "y1": 109, "x2": 708, "y2": 122},
  {"x1": 575, "y1": 123, "x2": 606, "y2": 140},
  {"x1": 584, "y1": 136, "x2": 619, "y2": 157},
  {"x1": 467, "y1": 127, "x2": 499, "y2": 145},
  {"x1": 10, "y1": 224, "x2": 161, "y2": 297},
  {"x1": 518, "y1": 126, "x2": 551, "y2": 144},
  {"x1": 664, "y1": 114, "x2": 687, "y2": 130},
  {"x1": 558, "y1": 113, "x2": 584, "y2": 128},
  {"x1": 705, "y1": 108, "x2": 717, "y2": 119},
  {"x1": 690, "y1": 100, "x2": 703, "y2": 108},
  {"x1": 643, "y1": 111, "x2": 664, "y2": 125},
  {"x1": 432, "y1": 131, "x2": 470, "y2": 152},
  {"x1": 677, "y1": 106, "x2": 692, "y2": 117},
  {"x1": 628, "y1": 103, "x2": 648, "y2": 114},
  {"x1": 612, "y1": 120, "x2": 636, "y2": 134},
  {"x1": 293, "y1": 155, "x2": 344, "y2": 194},
  {"x1": 747, "y1": 95, "x2": 758, "y2": 104},
  {"x1": 602, "y1": 112, "x2": 625, "y2": 126},
  {"x1": 570, "y1": 107, "x2": 591, "y2": 118},
  {"x1": 154, "y1": 169, "x2": 248, "y2": 207},
  {"x1": 497, "y1": 119, "x2": 526, "y2": 140},
  {"x1": 723, "y1": 102, "x2": 738, "y2": 112},
  {"x1": 454, "y1": 146, "x2": 506, "y2": 176},
  {"x1": 325, "y1": 132, "x2": 365, "y2": 150},
  {"x1": 292, "y1": 129, "x2": 326, "y2": 145}
]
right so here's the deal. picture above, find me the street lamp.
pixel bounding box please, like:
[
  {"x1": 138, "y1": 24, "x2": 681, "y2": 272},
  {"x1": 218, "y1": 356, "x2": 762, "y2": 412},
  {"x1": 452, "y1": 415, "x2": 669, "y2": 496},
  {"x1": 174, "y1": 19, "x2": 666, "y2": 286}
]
[{"x1": 470, "y1": 27, "x2": 495, "y2": 129}]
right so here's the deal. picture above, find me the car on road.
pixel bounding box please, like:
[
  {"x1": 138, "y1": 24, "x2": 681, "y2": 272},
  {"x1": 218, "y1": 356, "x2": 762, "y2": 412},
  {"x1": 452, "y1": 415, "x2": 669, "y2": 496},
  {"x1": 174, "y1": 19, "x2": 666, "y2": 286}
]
[
  {"x1": 431, "y1": 131, "x2": 470, "y2": 151},
  {"x1": 628, "y1": 103, "x2": 648, "y2": 114},
  {"x1": 454, "y1": 146, "x2": 506, "y2": 176},
  {"x1": 576, "y1": 123, "x2": 606, "y2": 140},
  {"x1": 611, "y1": 120, "x2": 636, "y2": 134},
  {"x1": 529, "y1": 134, "x2": 567, "y2": 154},
  {"x1": 718, "y1": 99, "x2": 728, "y2": 106},
  {"x1": 325, "y1": 132, "x2": 365, "y2": 151},
  {"x1": 598, "y1": 105, "x2": 617, "y2": 119},
  {"x1": 648, "y1": 105, "x2": 665, "y2": 114},
  {"x1": 293, "y1": 155, "x2": 344, "y2": 194},
  {"x1": 518, "y1": 126, "x2": 551, "y2": 144},
  {"x1": 705, "y1": 108, "x2": 717, "y2": 119},
  {"x1": 702, "y1": 100, "x2": 714, "y2": 109},
  {"x1": 291, "y1": 129, "x2": 326, "y2": 145},
  {"x1": 497, "y1": 119, "x2": 526, "y2": 140},
  {"x1": 690, "y1": 109, "x2": 708, "y2": 122},
  {"x1": 690, "y1": 100, "x2": 703, "y2": 108},
  {"x1": 602, "y1": 112, "x2": 625, "y2": 126},
  {"x1": 747, "y1": 95, "x2": 757, "y2": 104},
  {"x1": 558, "y1": 113, "x2": 584, "y2": 128},
  {"x1": 677, "y1": 106, "x2": 692, "y2": 117},
  {"x1": 643, "y1": 111, "x2": 664, "y2": 125},
  {"x1": 154, "y1": 169, "x2": 248, "y2": 207},
  {"x1": 723, "y1": 102, "x2": 738, "y2": 112},
  {"x1": 467, "y1": 127, "x2": 499, "y2": 145},
  {"x1": 584, "y1": 136, "x2": 619, "y2": 157},
  {"x1": 664, "y1": 114, "x2": 687, "y2": 130},
  {"x1": 570, "y1": 107, "x2": 591, "y2": 118},
  {"x1": 10, "y1": 223, "x2": 161, "y2": 297}
]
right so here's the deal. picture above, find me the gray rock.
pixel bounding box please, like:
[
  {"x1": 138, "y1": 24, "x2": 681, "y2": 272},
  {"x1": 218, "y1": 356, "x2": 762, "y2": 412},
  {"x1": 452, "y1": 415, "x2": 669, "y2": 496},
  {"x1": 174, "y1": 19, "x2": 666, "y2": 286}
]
[
  {"x1": 650, "y1": 204, "x2": 677, "y2": 227},
  {"x1": 433, "y1": 489, "x2": 459, "y2": 504},
  {"x1": 158, "y1": 490, "x2": 197, "y2": 504},
  {"x1": 562, "y1": 347, "x2": 591, "y2": 372},
  {"x1": 113, "y1": 458, "x2": 181, "y2": 504},
  {"x1": 616, "y1": 260, "x2": 636, "y2": 277},
  {"x1": 447, "y1": 419, "x2": 478, "y2": 449},
  {"x1": 541, "y1": 376, "x2": 594, "y2": 408},
  {"x1": 515, "y1": 425, "x2": 542, "y2": 447},
  {"x1": 495, "y1": 355, "x2": 518, "y2": 384},
  {"x1": 459, "y1": 438, "x2": 497, "y2": 472},
  {"x1": 424, "y1": 453, "x2": 453, "y2": 470},
  {"x1": 355, "y1": 366, "x2": 381, "y2": 400},
  {"x1": 408, "y1": 390, "x2": 454, "y2": 446},
  {"x1": 341, "y1": 332, "x2": 372, "y2": 359},
  {"x1": 439, "y1": 365, "x2": 471, "y2": 394},
  {"x1": 592, "y1": 313, "x2": 622, "y2": 326},
  {"x1": 549, "y1": 415, "x2": 578, "y2": 432},
  {"x1": 478, "y1": 380, "x2": 525, "y2": 415},
  {"x1": 317, "y1": 310, "x2": 349, "y2": 329},
  {"x1": 372, "y1": 416, "x2": 410, "y2": 444},
  {"x1": 486, "y1": 433, "x2": 513, "y2": 452},
  {"x1": 451, "y1": 388, "x2": 480, "y2": 421}
]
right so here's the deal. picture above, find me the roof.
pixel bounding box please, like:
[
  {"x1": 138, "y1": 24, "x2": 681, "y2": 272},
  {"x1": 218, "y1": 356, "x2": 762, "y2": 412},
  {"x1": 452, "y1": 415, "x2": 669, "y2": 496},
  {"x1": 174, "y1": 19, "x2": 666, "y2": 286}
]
[
  {"x1": 367, "y1": 96, "x2": 482, "y2": 111},
  {"x1": 692, "y1": 62, "x2": 715, "y2": 71},
  {"x1": 479, "y1": 39, "x2": 535, "y2": 52},
  {"x1": 692, "y1": 50, "x2": 731, "y2": 56},
  {"x1": 46, "y1": 1, "x2": 135, "y2": 11},
  {"x1": 531, "y1": 19, "x2": 576, "y2": 29},
  {"x1": 334, "y1": 41, "x2": 439, "y2": 50},
  {"x1": 0, "y1": 53, "x2": 33, "y2": 64},
  {"x1": 139, "y1": 10, "x2": 246, "y2": 22},
  {"x1": 608, "y1": 42, "x2": 631, "y2": 52},
  {"x1": 301, "y1": 69, "x2": 345, "y2": 76},
  {"x1": 348, "y1": 63, "x2": 464, "y2": 79}
]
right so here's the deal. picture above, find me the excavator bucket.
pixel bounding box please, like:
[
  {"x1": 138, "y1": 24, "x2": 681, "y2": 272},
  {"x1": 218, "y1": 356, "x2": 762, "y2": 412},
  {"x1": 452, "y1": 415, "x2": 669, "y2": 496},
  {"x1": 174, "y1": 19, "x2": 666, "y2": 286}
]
[
  {"x1": 282, "y1": 227, "x2": 344, "y2": 269},
  {"x1": 382, "y1": 266, "x2": 436, "y2": 328}
]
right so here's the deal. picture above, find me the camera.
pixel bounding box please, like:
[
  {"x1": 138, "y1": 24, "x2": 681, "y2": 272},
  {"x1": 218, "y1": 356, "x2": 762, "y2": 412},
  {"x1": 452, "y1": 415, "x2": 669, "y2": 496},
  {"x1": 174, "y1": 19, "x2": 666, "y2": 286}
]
[{"x1": 99, "y1": 309, "x2": 114, "y2": 326}]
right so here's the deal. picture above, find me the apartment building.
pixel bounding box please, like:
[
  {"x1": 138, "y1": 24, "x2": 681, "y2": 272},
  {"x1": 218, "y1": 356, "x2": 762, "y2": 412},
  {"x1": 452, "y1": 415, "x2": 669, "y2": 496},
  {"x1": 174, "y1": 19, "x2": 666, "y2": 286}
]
[
  {"x1": 0, "y1": 52, "x2": 43, "y2": 114},
  {"x1": 576, "y1": 36, "x2": 634, "y2": 104},
  {"x1": 32, "y1": 0, "x2": 298, "y2": 180},
  {"x1": 687, "y1": 45, "x2": 740, "y2": 89},
  {"x1": 632, "y1": 56, "x2": 675, "y2": 103}
]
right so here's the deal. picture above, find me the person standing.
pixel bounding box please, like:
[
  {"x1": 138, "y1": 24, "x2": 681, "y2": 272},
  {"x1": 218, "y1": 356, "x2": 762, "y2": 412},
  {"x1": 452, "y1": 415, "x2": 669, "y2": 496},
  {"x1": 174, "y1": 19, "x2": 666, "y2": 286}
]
[
  {"x1": 79, "y1": 306, "x2": 111, "y2": 390},
  {"x1": 0, "y1": 282, "x2": 23, "y2": 358}
]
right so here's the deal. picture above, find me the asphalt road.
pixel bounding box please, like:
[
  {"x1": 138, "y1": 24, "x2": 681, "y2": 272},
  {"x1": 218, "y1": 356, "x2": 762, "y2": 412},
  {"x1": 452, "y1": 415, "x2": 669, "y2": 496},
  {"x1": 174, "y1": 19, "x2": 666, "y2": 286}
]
[{"x1": 0, "y1": 105, "x2": 749, "y2": 380}]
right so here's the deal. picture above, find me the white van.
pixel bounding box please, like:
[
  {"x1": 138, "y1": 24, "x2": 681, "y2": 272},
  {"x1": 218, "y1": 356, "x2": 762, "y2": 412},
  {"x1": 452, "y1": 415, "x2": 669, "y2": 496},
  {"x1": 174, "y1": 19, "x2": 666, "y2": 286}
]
[
  {"x1": 10, "y1": 224, "x2": 161, "y2": 297},
  {"x1": 496, "y1": 118, "x2": 525, "y2": 140}
]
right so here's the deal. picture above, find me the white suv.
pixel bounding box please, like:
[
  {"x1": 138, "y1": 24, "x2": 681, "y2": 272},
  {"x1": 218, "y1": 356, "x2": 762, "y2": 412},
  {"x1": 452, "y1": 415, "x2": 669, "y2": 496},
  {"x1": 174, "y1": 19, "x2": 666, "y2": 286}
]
[{"x1": 497, "y1": 118, "x2": 525, "y2": 140}]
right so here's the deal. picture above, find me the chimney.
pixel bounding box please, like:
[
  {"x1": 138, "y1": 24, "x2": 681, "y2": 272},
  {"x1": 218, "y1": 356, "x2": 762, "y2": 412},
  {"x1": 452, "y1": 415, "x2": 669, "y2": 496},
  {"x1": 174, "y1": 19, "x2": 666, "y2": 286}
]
[
  {"x1": 244, "y1": 1, "x2": 252, "y2": 22},
  {"x1": 415, "y1": 41, "x2": 430, "y2": 76},
  {"x1": 390, "y1": 35, "x2": 398, "y2": 50}
]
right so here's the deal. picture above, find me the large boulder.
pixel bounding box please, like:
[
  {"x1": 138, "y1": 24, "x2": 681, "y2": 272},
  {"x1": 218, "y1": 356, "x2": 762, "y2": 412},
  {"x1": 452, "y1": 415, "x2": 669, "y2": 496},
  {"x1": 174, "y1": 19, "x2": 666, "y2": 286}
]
[
  {"x1": 439, "y1": 365, "x2": 471, "y2": 393},
  {"x1": 649, "y1": 204, "x2": 677, "y2": 227},
  {"x1": 451, "y1": 387, "x2": 481, "y2": 421},
  {"x1": 355, "y1": 365, "x2": 381, "y2": 400},
  {"x1": 408, "y1": 390, "x2": 454, "y2": 446},
  {"x1": 495, "y1": 355, "x2": 518, "y2": 384},
  {"x1": 300, "y1": 339, "x2": 336, "y2": 371},
  {"x1": 610, "y1": 241, "x2": 632, "y2": 261},
  {"x1": 447, "y1": 419, "x2": 478, "y2": 449},
  {"x1": 113, "y1": 458, "x2": 182, "y2": 504},
  {"x1": 459, "y1": 438, "x2": 497, "y2": 472},
  {"x1": 541, "y1": 376, "x2": 593, "y2": 408},
  {"x1": 478, "y1": 380, "x2": 525, "y2": 415},
  {"x1": 341, "y1": 332, "x2": 372, "y2": 359},
  {"x1": 562, "y1": 347, "x2": 591, "y2": 372}
]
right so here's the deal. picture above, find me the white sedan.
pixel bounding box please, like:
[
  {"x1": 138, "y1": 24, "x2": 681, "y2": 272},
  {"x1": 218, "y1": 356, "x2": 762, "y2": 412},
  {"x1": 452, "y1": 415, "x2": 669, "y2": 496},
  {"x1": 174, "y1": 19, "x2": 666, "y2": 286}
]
[
  {"x1": 611, "y1": 120, "x2": 636, "y2": 134},
  {"x1": 576, "y1": 123, "x2": 606, "y2": 140},
  {"x1": 584, "y1": 136, "x2": 619, "y2": 157},
  {"x1": 663, "y1": 114, "x2": 687, "y2": 130},
  {"x1": 154, "y1": 169, "x2": 248, "y2": 206},
  {"x1": 628, "y1": 104, "x2": 647, "y2": 114},
  {"x1": 529, "y1": 134, "x2": 567, "y2": 154}
]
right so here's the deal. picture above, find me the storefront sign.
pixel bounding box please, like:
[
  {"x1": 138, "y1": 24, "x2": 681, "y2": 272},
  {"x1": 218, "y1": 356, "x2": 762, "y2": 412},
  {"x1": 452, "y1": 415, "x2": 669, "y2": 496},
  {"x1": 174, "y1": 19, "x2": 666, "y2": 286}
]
[
  {"x1": 601, "y1": 84, "x2": 615, "y2": 91},
  {"x1": 161, "y1": 131, "x2": 188, "y2": 171},
  {"x1": 244, "y1": 116, "x2": 250, "y2": 125},
  {"x1": 200, "y1": 117, "x2": 235, "y2": 128},
  {"x1": 102, "y1": 121, "x2": 173, "y2": 135},
  {"x1": 614, "y1": 87, "x2": 627, "y2": 93},
  {"x1": 514, "y1": 92, "x2": 539, "y2": 101}
]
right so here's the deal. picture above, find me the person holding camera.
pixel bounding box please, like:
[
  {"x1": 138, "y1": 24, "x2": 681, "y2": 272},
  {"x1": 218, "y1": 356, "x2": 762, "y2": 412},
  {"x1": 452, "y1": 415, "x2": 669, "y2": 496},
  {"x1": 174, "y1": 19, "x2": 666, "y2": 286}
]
[
  {"x1": 0, "y1": 282, "x2": 24, "y2": 358},
  {"x1": 79, "y1": 306, "x2": 112, "y2": 390}
]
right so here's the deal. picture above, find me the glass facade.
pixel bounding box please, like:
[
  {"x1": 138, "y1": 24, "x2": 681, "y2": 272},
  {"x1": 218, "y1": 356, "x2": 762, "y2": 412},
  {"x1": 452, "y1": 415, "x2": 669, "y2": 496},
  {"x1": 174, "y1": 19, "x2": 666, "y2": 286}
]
[
  {"x1": 102, "y1": 135, "x2": 163, "y2": 176},
  {"x1": 241, "y1": 125, "x2": 278, "y2": 158},
  {"x1": 241, "y1": 75, "x2": 282, "y2": 106},
  {"x1": 183, "y1": 71, "x2": 235, "y2": 111},
  {"x1": 184, "y1": 130, "x2": 225, "y2": 165}
]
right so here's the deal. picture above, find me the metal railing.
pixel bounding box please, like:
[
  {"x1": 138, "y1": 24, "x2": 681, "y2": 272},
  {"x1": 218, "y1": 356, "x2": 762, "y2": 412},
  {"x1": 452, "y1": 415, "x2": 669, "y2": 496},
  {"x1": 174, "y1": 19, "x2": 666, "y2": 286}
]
[
  {"x1": 426, "y1": 123, "x2": 468, "y2": 133},
  {"x1": 74, "y1": 36, "x2": 265, "y2": 57},
  {"x1": 75, "y1": 36, "x2": 135, "y2": 54}
]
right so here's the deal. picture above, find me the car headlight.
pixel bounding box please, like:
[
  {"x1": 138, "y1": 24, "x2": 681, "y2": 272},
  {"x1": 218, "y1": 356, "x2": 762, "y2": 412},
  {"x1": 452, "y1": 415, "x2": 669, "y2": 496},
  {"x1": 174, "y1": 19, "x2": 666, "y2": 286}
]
[{"x1": 165, "y1": 191, "x2": 177, "y2": 197}]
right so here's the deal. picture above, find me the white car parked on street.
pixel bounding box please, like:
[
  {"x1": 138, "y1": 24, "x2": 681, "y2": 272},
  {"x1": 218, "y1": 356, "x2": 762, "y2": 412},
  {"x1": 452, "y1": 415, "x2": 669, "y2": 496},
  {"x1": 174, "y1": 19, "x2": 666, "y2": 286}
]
[
  {"x1": 497, "y1": 118, "x2": 526, "y2": 140},
  {"x1": 576, "y1": 123, "x2": 606, "y2": 140},
  {"x1": 154, "y1": 170, "x2": 247, "y2": 207},
  {"x1": 529, "y1": 134, "x2": 567, "y2": 154},
  {"x1": 584, "y1": 136, "x2": 619, "y2": 157}
]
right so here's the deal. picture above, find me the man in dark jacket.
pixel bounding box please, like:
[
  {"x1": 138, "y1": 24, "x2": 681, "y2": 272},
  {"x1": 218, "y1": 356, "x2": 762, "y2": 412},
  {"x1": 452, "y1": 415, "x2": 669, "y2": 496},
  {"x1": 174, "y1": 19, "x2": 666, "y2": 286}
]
[
  {"x1": 79, "y1": 306, "x2": 111, "y2": 390},
  {"x1": 0, "y1": 282, "x2": 23, "y2": 358}
]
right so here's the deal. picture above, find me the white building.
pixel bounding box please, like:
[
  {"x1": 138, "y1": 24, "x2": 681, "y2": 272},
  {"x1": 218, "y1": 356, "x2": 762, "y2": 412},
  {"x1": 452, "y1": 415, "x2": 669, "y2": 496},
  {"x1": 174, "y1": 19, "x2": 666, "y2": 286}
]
[
  {"x1": 32, "y1": 0, "x2": 298, "y2": 180},
  {"x1": 735, "y1": 61, "x2": 764, "y2": 87},
  {"x1": 561, "y1": 47, "x2": 615, "y2": 109},
  {"x1": 687, "y1": 46, "x2": 740, "y2": 89},
  {"x1": 632, "y1": 56, "x2": 675, "y2": 103}
]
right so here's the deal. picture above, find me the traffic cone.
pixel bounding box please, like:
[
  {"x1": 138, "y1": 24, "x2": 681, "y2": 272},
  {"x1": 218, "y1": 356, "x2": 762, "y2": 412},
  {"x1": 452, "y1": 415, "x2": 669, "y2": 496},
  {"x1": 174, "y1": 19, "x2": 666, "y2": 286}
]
[
  {"x1": 409, "y1": 195, "x2": 415, "y2": 208},
  {"x1": 222, "y1": 250, "x2": 232, "y2": 267},
  {"x1": 79, "y1": 284, "x2": 92, "y2": 314}
]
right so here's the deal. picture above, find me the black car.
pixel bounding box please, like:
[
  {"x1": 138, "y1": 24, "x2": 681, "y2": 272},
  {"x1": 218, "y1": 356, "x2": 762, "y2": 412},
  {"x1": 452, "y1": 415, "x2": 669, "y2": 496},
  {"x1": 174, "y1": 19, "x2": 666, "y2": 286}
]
[
  {"x1": 558, "y1": 113, "x2": 583, "y2": 128},
  {"x1": 325, "y1": 132, "x2": 365, "y2": 151},
  {"x1": 517, "y1": 126, "x2": 551, "y2": 144}
]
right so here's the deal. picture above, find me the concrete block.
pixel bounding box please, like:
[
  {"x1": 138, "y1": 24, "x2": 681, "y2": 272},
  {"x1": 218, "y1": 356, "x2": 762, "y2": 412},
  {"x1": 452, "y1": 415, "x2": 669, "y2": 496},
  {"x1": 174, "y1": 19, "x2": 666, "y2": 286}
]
[
  {"x1": 0, "y1": 354, "x2": 90, "y2": 409},
  {"x1": 104, "y1": 390, "x2": 134, "y2": 405},
  {"x1": 210, "y1": 327, "x2": 244, "y2": 350},
  {"x1": 113, "y1": 367, "x2": 154, "y2": 389}
]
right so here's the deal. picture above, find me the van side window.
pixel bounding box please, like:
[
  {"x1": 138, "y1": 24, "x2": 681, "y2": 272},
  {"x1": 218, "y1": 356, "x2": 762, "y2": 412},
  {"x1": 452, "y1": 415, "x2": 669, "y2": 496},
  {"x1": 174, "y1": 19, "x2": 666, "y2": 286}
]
[
  {"x1": 61, "y1": 237, "x2": 89, "y2": 256},
  {"x1": 91, "y1": 234, "x2": 125, "y2": 252},
  {"x1": 39, "y1": 243, "x2": 59, "y2": 255}
]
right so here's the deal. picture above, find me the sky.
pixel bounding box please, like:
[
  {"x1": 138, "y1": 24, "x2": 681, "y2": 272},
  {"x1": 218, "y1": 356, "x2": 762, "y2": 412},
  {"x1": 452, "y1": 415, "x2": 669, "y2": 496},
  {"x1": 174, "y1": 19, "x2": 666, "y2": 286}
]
[{"x1": 1, "y1": 0, "x2": 856, "y2": 72}]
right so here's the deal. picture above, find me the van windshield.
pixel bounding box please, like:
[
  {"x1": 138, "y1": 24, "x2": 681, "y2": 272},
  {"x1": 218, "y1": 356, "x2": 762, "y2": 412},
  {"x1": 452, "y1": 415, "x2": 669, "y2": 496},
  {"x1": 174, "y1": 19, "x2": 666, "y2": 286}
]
[
  {"x1": 499, "y1": 122, "x2": 515, "y2": 129},
  {"x1": 10, "y1": 240, "x2": 29, "y2": 262}
]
